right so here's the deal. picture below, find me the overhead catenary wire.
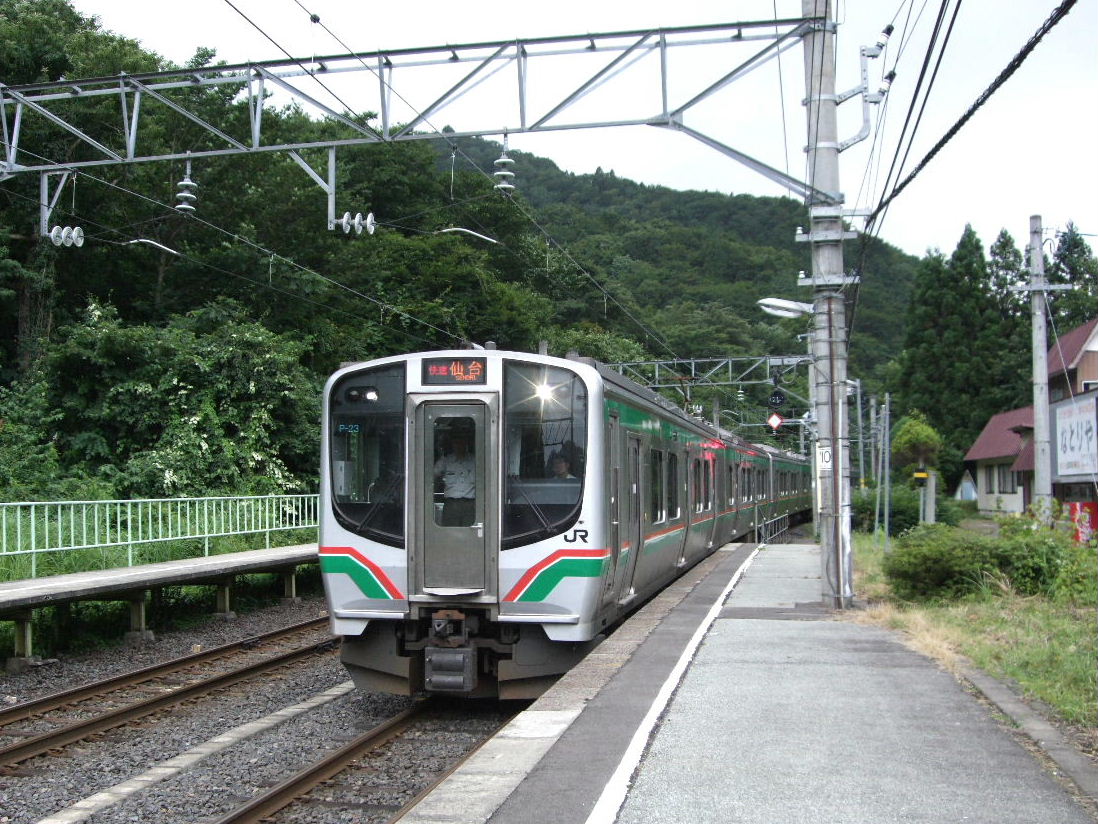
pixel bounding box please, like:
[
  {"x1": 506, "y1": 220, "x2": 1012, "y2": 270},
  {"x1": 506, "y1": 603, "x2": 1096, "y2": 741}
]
[
  {"x1": 2, "y1": 145, "x2": 464, "y2": 348},
  {"x1": 285, "y1": 0, "x2": 681, "y2": 358},
  {"x1": 868, "y1": 0, "x2": 957, "y2": 240}
]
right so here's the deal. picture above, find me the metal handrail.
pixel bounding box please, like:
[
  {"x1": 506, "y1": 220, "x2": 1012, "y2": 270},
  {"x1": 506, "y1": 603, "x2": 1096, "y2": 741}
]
[{"x1": 0, "y1": 494, "x2": 319, "y2": 578}]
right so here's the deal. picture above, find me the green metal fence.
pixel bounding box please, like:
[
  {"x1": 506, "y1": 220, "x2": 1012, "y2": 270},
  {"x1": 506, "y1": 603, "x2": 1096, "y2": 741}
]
[{"x1": 0, "y1": 495, "x2": 319, "y2": 578}]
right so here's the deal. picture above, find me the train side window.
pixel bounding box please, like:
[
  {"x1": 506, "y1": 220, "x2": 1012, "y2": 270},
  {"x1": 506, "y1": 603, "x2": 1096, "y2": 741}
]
[
  {"x1": 649, "y1": 449, "x2": 665, "y2": 523},
  {"x1": 667, "y1": 453, "x2": 680, "y2": 520},
  {"x1": 703, "y1": 457, "x2": 713, "y2": 511},
  {"x1": 727, "y1": 465, "x2": 736, "y2": 506},
  {"x1": 691, "y1": 459, "x2": 703, "y2": 513}
]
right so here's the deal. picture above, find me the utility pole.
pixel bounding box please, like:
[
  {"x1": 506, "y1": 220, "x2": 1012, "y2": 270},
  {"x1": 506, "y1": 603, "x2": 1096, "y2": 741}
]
[
  {"x1": 1026, "y1": 215, "x2": 1070, "y2": 517},
  {"x1": 801, "y1": 0, "x2": 856, "y2": 608}
]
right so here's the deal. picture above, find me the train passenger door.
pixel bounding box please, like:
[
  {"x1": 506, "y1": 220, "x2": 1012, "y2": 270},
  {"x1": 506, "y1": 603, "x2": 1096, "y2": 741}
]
[
  {"x1": 602, "y1": 415, "x2": 622, "y2": 607},
  {"x1": 614, "y1": 434, "x2": 643, "y2": 604},
  {"x1": 413, "y1": 401, "x2": 494, "y2": 595}
]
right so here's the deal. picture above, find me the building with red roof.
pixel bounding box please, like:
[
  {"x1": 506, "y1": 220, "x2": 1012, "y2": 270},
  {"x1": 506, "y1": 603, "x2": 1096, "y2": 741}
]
[{"x1": 964, "y1": 318, "x2": 1098, "y2": 515}]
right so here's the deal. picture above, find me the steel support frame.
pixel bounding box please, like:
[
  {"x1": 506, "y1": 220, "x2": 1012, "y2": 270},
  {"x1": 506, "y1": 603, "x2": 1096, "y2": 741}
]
[
  {"x1": 610, "y1": 355, "x2": 812, "y2": 407},
  {"x1": 0, "y1": 17, "x2": 831, "y2": 207}
]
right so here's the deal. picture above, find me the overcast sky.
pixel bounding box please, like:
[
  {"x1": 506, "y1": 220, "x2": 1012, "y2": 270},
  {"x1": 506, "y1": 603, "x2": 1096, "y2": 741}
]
[{"x1": 68, "y1": 0, "x2": 1097, "y2": 261}]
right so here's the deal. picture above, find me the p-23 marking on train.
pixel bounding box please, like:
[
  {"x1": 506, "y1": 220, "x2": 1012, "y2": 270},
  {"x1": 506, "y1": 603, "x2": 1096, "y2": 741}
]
[{"x1": 320, "y1": 349, "x2": 812, "y2": 698}]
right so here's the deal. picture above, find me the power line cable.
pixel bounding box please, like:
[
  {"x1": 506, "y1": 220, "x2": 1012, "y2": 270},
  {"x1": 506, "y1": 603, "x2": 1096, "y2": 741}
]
[
  {"x1": 870, "y1": 0, "x2": 954, "y2": 237},
  {"x1": 0, "y1": 180, "x2": 442, "y2": 344},
  {"x1": 3, "y1": 145, "x2": 465, "y2": 346},
  {"x1": 220, "y1": 0, "x2": 384, "y2": 141},
  {"x1": 867, "y1": 0, "x2": 1078, "y2": 229}
]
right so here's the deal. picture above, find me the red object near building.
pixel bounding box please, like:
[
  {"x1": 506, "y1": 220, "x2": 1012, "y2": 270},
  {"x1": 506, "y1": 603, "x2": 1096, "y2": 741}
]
[{"x1": 1067, "y1": 502, "x2": 1098, "y2": 544}]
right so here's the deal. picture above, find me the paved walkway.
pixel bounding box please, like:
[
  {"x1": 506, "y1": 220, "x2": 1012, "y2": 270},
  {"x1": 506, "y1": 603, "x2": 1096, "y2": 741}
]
[
  {"x1": 403, "y1": 542, "x2": 1097, "y2": 823},
  {"x1": 615, "y1": 544, "x2": 1092, "y2": 823}
]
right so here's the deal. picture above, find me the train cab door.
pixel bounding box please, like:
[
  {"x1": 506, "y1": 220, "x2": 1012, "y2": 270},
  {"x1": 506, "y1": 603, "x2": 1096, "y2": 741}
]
[
  {"x1": 614, "y1": 434, "x2": 644, "y2": 604},
  {"x1": 413, "y1": 400, "x2": 495, "y2": 596}
]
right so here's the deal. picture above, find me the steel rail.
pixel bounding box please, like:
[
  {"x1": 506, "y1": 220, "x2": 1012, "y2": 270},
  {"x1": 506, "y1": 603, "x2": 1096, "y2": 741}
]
[
  {"x1": 0, "y1": 634, "x2": 338, "y2": 766},
  {"x1": 209, "y1": 703, "x2": 427, "y2": 824},
  {"x1": 384, "y1": 711, "x2": 517, "y2": 824},
  {"x1": 0, "y1": 616, "x2": 329, "y2": 726}
]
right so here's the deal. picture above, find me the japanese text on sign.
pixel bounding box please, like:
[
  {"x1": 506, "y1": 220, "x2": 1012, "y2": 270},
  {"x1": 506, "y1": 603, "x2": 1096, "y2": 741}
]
[
  {"x1": 422, "y1": 357, "x2": 488, "y2": 385},
  {"x1": 1056, "y1": 398, "x2": 1097, "y2": 476}
]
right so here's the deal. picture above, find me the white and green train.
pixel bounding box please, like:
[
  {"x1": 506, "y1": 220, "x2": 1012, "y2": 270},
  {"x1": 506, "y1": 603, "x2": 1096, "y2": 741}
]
[{"x1": 320, "y1": 349, "x2": 811, "y2": 698}]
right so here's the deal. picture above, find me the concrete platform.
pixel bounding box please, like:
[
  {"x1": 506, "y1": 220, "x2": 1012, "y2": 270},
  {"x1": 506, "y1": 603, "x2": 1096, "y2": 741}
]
[
  {"x1": 0, "y1": 544, "x2": 318, "y2": 613},
  {"x1": 1, "y1": 544, "x2": 318, "y2": 670},
  {"x1": 402, "y1": 543, "x2": 1097, "y2": 823}
]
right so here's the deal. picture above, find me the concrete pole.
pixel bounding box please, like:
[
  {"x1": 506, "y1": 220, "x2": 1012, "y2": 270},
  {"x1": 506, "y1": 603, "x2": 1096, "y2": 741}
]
[
  {"x1": 855, "y1": 379, "x2": 865, "y2": 491},
  {"x1": 1029, "y1": 215, "x2": 1053, "y2": 515},
  {"x1": 802, "y1": 0, "x2": 855, "y2": 607}
]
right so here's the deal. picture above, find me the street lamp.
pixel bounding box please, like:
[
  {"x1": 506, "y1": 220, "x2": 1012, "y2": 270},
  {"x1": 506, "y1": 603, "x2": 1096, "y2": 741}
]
[
  {"x1": 758, "y1": 298, "x2": 818, "y2": 538},
  {"x1": 756, "y1": 297, "x2": 814, "y2": 319}
]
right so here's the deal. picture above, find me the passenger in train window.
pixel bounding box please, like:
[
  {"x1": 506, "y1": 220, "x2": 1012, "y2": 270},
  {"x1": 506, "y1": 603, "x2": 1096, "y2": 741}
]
[
  {"x1": 550, "y1": 453, "x2": 577, "y2": 480},
  {"x1": 434, "y1": 422, "x2": 476, "y2": 526}
]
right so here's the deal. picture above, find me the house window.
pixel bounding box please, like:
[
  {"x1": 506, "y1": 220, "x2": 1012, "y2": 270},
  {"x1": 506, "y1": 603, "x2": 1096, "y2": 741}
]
[
  {"x1": 997, "y1": 465, "x2": 1017, "y2": 494},
  {"x1": 984, "y1": 465, "x2": 995, "y2": 494}
]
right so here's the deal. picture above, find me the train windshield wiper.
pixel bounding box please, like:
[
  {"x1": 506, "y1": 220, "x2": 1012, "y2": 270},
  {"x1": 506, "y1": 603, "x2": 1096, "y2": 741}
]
[
  {"x1": 508, "y1": 476, "x2": 552, "y2": 531},
  {"x1": 354, "y1": 472, "x2": 404, "y2": 533}
]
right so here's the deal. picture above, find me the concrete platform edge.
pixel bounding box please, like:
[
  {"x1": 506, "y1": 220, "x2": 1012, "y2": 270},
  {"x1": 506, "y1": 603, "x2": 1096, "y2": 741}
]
[{"x1": 959, "y1": 661, "x2": 1098, "y2": 803}]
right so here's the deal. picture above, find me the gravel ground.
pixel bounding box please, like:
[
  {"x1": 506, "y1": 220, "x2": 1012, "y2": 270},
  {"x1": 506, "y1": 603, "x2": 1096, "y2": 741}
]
[
  {"x1": 0, "y1": 597, "x2": 514, "y2": 824},
  {"x1": 0, "y1": 595, "x2": 350, "y2": 824},
  {"x1": 1, "y1": 596, "x2": 331, "y2": 705}
]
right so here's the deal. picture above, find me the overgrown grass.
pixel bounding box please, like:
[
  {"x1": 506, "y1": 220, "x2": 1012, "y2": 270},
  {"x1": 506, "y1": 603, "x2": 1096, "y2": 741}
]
[{"x1": 851, "y1": 532, "x2": 1097, "y2": 728}]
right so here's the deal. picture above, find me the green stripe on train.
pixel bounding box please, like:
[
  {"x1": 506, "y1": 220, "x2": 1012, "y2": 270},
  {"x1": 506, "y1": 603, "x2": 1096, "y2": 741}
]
[
  {"x1": 320, "y1": 556, "x2": 395, "y2": 600},
  {"x1": 519, "y1": 557, "x2": 607, "y2": 602}
]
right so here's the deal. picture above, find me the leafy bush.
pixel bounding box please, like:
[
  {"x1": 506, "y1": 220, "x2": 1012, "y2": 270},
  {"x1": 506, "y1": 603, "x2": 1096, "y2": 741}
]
[
  {"x1": 883, "y1": 523, "x2": 998, "y2": 600},
  {"x1": 883, "y1": 515, "x2": 1097, "y2": 603},
  {"x1": 993, "y1": 515, "x2": 1075, "y2": 596},
  {"x1": 853, "y1": 484, "x2": 961, "y2": 535},
  {"x1": 1049, "y1": 539, "x2": 1097, "y2": 605}
]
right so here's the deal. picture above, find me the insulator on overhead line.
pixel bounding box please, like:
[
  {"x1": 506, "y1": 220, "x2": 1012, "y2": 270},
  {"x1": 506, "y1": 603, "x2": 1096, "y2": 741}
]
[
  {"x1": 494, "y1": 137, "x2": 515, "y2": 193},
  {"x1": 176, "y1": 156, "x2": 197, "y2": 213},
  {"x1": 48, "y1": 225, "x2": 84, "y2": 247}
]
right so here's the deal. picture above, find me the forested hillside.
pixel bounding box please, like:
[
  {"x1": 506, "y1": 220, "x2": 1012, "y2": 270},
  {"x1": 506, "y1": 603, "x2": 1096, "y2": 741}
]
[
  {"x1": 0, "y1": 0, "x2": 936, "y2": 500},
  {"x1": 443, "y1": 135, "x2": 919, "y2": 380}
]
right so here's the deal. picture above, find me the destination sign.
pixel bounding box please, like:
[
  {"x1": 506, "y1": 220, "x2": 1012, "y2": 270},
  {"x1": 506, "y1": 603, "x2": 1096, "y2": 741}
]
[{"x1": 422, "y1": 357, "x2": 488, "y2": 385}]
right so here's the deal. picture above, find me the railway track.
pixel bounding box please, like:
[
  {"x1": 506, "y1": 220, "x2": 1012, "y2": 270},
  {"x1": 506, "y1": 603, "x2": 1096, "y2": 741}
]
[
  {"x1": 0, "y1": 616, "x2": 336, "y2": 767},
  {"x1": 212, "y1": 698, "x2": 521, "y2": 824}
]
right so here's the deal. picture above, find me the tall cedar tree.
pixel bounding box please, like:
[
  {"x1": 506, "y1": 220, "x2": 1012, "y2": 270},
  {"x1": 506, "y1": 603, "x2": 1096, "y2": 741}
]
[
  {"x1": 1047, "y1": 222, "x2": 1098, "y2": 331},
  {"x1": 899, "y1": 226, "x2": 1001, "y2": 459},
  {"x1": 985, "y1": 230, "x2": 1030, "y2": 413}
]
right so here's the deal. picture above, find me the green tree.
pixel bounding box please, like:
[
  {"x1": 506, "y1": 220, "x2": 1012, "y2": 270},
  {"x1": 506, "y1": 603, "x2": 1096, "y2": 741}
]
[
  {"x1": 1047, "y1": 223, "x2": 1098, "y2": 330},
  {"x1": 891, "y1": 410, "x2": 943, "y2": 470},
  {"x1": 897, "y1": 226, "x2": 999, "y2": 485},
  {"x1": 42, "y1": 300, "x2": 320, "y2": 497}
]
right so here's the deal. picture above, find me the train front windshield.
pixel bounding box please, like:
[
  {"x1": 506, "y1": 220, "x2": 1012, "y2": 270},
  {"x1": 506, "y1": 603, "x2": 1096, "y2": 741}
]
[
  {"x1": 502, "y1": 361, "x2": 587, "y2": 549},
  {"x1": 329, "y1": 363, "x2": 407, "y2": 547},
  {"x1": 328, "y1": 357, "x2": 587, "y2": 551}
]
